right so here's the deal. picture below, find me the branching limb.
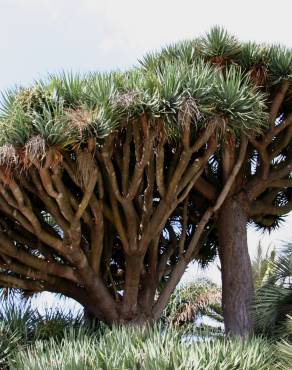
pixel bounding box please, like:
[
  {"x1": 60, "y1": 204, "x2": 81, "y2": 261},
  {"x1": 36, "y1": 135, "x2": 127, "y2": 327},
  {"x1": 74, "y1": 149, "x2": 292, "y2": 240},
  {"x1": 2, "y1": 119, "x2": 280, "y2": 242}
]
[
  {"x1": 193, "y1": 177, "x2": 217, "y2": 201},
  {"x1": 265, "y1": 112, "x2": 292, "y2": 144},
  {"x1": 152, "y1": 136, "x2": 248, "y2": 319},
  {"x1": 269, "y1": 179, "x2": 292, "y2": 188},
  {"x1": 269, "y1": 80, "x2": 290, "y2": 126},
  {"x1": 0, "y1": 273, "x2": 43, "y2": 291},
  {"x1": 0, "y1": 232, "x2": 79, "y2": 283},
  {"x1": 155, "y1": 122, "x2": 166, "y2": 197},
  {"x1": 178, "y1": 197, "x2": 188, "y2": 256},
  {"x1": 249, "y1": 200, "x2": 292, "y2": 217}
]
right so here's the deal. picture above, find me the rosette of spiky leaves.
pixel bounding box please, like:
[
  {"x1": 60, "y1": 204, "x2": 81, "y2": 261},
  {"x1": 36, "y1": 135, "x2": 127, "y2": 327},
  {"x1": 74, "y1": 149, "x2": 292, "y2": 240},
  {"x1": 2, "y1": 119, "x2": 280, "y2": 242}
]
[
  {"x1": 238, "y1": 43, "x2": 268, "y2": 71},
  {"x1": 251, "y1": 188, "x2": 289, "y2": 233},
  {"x1": 212, "y1": 66, "x2": 268, "y2": 132},
  {"x1": 268, "y1": 45, "x2": 292, "y2": 85},
  {"x1": 161, "y1": 40, "x2": 201, "y2": 65},
  {"x1": 49, "y1": 72, "x2": 89, "y2": 108},
  {"x1": 139, "y1": 40, "x2": 201, "y2": 72},
  {"x1": 0, "y1": 83, "x2": 78, "y2": 148},
  {"x1": 251, "y1": 181, "x2": 292, "y2": 233},
  {"x1": 198, "y1": 26, "x2": 241, "y2": 62},
  {"x1": 0, "y1": 84, "x2": 61, "y2": 147},
  {"x1": 0, "y1": 73, "x2": 121, "y2": 150},
  {"x1": 141, "y1": 59, "x2": 268, "y2": 135},
  {"x1": 252, "y1": 215, "x2": 286, "y2": 233},
  {"x1": 277, "y1": 318, "x2": 292, "y2": 368},
  {"x1": 236, "y1": 43, "x2": 270, "y2": 86}
]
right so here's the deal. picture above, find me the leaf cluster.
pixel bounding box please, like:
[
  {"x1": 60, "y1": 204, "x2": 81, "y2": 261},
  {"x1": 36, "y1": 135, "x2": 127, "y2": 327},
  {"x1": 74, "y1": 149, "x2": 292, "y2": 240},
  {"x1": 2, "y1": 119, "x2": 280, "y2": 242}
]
[
  {"x1": 3, "y1": 26, "x2": 290, "y2": 154},
  {"x1": 11, "y1": 324, "x2": 279, "y2": 370}
]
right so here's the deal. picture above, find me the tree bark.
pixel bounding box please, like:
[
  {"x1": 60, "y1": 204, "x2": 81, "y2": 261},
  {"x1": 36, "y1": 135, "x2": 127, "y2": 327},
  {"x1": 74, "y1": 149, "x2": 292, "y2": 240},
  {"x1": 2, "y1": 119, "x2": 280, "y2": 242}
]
[
  {"x1": 122, "y1": 254, "x2": 144, "y2": 320},
  {"x1": 218, "y1": 194, "x2": 255, "y2": 337}
]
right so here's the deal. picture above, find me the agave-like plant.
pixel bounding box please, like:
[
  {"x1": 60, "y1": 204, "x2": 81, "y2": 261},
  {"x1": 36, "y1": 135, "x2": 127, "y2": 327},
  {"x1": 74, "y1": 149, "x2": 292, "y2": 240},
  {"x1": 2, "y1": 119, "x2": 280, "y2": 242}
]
[
  {"x1": 33, "y1": 307, "x2": 83, "y2": 341},
  {"x1": 0, "y1": 299, "x2": 36, "y2": 341}
]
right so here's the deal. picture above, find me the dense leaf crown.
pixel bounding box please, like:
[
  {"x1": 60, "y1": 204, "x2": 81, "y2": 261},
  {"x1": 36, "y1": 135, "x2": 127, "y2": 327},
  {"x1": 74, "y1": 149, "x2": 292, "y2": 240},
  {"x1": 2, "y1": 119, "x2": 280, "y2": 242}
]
[{"x1": 1, "y1": 26, "x2": 291, "y2": 154}]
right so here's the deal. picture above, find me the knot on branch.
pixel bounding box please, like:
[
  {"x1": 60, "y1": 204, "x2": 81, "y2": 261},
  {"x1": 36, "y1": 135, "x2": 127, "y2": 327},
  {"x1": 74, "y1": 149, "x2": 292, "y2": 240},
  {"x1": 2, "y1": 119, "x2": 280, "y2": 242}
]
[
  {"x1": 111, "y1": 90, "x2": 141, "y2": 110},
  {"x1": 0, "y1": 144, "x2": 18, "y2": 167},
  {"x1": 178, "y1": 96, "x2": 201, "y2": 126},
  {"x1": 65, "y1": 108, "x2": 96, "y2": 138},
  {"x1": 24, "y1": 135, "x2": 46, "y2": 165}
]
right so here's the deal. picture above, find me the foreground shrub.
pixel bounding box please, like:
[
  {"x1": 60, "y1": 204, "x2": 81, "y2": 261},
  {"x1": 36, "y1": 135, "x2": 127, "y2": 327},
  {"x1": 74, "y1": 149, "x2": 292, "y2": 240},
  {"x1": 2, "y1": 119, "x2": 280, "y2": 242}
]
[
  {"x1": 11, "y1": 325, "x2": 280, "y2": 370},
  {"x1": 0, "y1": 321, "x2": 21, "y2": 368},
  {"x1": 33, "y1": 307, "x2": 83, "y2": 341},
  {"x1": 277, "y1": 340, "x2": 292, "y2": 370},
  {"x1": 0, "y1": 300, "x2": 36, "y2": 342},
  {"x1": 255, "y1": 243, "x2": 292, "y2": 337}
]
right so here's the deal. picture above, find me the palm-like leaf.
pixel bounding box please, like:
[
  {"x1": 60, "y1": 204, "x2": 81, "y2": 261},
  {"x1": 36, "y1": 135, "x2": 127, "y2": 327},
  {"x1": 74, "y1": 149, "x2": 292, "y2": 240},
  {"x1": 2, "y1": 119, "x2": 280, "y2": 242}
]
[
  {"x1": 163, "y1": 279, "x2": 222, "y2": 325},
  {"x1": 255, "y1": 242, "x2": 292, "y2": 336}
]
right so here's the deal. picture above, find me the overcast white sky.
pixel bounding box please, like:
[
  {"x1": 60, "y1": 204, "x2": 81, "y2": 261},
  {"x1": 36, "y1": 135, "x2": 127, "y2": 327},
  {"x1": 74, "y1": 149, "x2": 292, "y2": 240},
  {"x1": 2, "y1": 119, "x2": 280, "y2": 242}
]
[
  {"x1": 1, "y1": 0, "x2": 292, "y2": 92},
  {"x1": 1, "y1": 0, "x2": 291, "y2": 309}
]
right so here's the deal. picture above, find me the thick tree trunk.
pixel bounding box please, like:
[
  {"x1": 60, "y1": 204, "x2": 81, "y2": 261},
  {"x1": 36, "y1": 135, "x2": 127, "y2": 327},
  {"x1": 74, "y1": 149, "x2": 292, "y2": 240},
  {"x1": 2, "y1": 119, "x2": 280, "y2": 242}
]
[
  {"x1": 122, "y1": 254, "x2": 144, "y2": 320},
  {"x1": 218, "y1": 194, "x2": 254, "y2": 337},
  {"x1": 79, "y1": 293, "x2": 152, "y2": 326}
]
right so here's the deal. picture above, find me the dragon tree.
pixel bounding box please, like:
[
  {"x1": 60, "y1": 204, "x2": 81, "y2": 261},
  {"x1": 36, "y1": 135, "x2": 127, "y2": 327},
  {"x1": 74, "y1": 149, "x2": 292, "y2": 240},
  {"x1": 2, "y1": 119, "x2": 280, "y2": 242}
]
[
  {"x1": 191, "y1": 30, "x2": 292, "y2": 336},
  {"x1": 0, "y1": 28, "x2": 291, "y2": 333},
  {"x1": 142, "y1": 29, "x2": 292, "y2": 335}
]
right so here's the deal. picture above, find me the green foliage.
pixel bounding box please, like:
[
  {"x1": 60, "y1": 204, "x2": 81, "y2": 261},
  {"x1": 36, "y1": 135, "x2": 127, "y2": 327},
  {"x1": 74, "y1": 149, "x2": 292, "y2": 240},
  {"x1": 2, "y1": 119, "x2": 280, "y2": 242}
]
[
  {"x1": 0, "y1": 298, "x2": 86, "y2": 366},
  {"x1": 212, "y1": 66, "x2": 267, "y2": 131},
  {"x1": 33, "y1": 308, "x2": 83, "y2": 341},
  {"x1": 162, "y1": 279, "x2": 222, "y2": 325},
  {"x1": 3, "y1": 26, "x2": 291, "y2": 155},
  {"x1": 255, "y1": 242, "x2": 292, "y2": 336},
  {"x1": 0, "y1": 298, "x2": 288, "y2": 369},
  {"x1": 252, "y1": 242, "x2": 276, "y2": 289},
  {"x1": 0, "y1": 300, "x2": 36, "y2": 341},
  {"x1": 238, "y1": 42, "x2": 268, "y2": 71},
  {"x1": 276, "y1": 316, "x2": 292, "y2": 369},
  {"x1": 10, "y1": 325, "x2": 279, "y2": 370},
  {"x1": 49, "y1": 72, "x2": 88, "y2": 107},
  {"x1": 268, "y1": 45, "x2": 292, "y2": 84},
  {"x1": 0, "y1": 321, "x2": 21, "y2": 368},
  {"x1": 199, "y1": 26, "x2": 241, "y2": 59},
  {"x1": 277, "y1": 340, "x2": 292, "y2": 370},
  {"x1": 0, "y1": 298, "x2": 84, "y2": 342},
  {"x1": 0, "y1": 26, "x2": 290, "y2": 154}
]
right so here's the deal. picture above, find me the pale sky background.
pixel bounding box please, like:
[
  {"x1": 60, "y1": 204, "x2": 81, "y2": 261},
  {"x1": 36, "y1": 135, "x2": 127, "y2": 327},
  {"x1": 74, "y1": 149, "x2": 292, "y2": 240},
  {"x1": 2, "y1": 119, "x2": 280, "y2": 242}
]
[{"x1": 0, "y1": 0, "x2": 291, "y2": 312}]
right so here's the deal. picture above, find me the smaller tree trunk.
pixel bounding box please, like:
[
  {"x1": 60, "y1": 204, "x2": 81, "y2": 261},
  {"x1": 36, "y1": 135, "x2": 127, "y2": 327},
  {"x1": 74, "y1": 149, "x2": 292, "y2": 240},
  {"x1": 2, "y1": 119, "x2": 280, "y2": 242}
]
[{"x1": 218, "y1": 194, "x2": 254, "y2": 337}]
